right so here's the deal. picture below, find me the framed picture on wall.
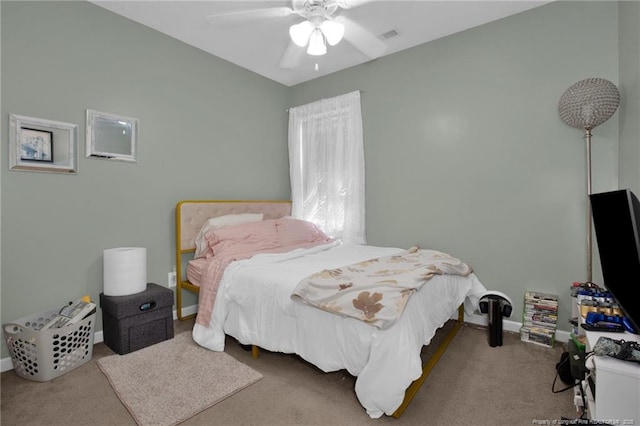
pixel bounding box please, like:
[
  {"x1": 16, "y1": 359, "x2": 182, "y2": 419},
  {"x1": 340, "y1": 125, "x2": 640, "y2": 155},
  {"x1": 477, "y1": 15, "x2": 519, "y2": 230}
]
[
  {"x1": 9, "y1": 114, "x2": 78, "y2": 174},
  {"x1": 86, "y1": 109, "x2": 138, "y2": 163},
  {"x1": 19, "y1": 127, "x2": 53, "y2": 162}
]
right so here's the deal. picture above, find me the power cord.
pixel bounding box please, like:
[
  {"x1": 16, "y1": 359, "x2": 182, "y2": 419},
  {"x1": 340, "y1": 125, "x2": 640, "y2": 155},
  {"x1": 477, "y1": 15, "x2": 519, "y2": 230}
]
[
  {"x1": 551, "y1": 352, "x2": 581, "y2": 393},
  {"x1": 555, "y1": 351, "x2": 594, "y2": 421}
]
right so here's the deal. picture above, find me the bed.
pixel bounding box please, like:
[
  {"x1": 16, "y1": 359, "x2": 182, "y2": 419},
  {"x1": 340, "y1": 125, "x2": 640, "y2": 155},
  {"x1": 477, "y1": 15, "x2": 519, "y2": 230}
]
[{"x1": 175, "y1": 200, "x2": 487, "y2": 419}]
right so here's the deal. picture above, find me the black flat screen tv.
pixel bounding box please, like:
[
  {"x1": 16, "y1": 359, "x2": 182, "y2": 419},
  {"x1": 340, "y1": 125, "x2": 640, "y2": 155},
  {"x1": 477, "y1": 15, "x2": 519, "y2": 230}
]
[{"x1": 590, "y1": 189, "x2": 640, "y2": 334}]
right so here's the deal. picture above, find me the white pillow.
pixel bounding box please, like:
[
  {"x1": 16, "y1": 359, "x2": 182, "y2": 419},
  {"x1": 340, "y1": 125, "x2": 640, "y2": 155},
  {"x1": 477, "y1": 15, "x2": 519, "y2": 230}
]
[{"x1": 193, "y1": 213, "x2": 264, "y2": 258}]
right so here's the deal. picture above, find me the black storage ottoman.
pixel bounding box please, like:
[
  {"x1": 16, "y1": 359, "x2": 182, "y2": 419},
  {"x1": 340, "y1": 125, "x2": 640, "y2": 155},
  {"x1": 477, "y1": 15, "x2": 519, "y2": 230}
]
[{"x1": 100, "y1": 283, "x2": 174, "y2": 355}]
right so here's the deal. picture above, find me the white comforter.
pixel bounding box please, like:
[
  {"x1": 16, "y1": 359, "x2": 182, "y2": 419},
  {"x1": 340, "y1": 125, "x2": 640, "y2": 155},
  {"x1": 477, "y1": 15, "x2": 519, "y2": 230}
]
[{"x1": 193, "y1": 241, "x2": 487, "y2": 418}]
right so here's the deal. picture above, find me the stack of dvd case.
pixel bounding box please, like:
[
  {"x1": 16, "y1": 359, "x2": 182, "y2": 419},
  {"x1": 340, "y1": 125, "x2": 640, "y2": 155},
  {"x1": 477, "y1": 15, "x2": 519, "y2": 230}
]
[{"x1": 520, "y1": 290, "x2": 558, "y2": 347}]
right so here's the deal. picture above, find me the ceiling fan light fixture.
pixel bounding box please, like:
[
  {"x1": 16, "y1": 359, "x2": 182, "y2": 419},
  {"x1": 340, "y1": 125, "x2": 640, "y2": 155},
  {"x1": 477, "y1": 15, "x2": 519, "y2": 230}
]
[
  {"x1": 290, "y1": 20, "x2": 314, "y2": 47},
  {"x1": 320, "y1": 20, "x2": 344, "y2": 46},
  {"x1": 307, "y1": 28, "x2": 327, "y2": 55}
]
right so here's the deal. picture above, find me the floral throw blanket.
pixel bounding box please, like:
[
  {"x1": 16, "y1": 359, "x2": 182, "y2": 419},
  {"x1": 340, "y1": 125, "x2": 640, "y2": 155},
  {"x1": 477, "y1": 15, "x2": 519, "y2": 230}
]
[{"x1": 291, "y1": 247, "x2": 473, "y2": 329}]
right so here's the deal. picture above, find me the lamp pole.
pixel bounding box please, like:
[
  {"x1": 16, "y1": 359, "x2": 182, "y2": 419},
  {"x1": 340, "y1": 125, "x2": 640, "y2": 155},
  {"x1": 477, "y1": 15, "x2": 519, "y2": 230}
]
[
  {"x1": 585, "y1": 128, "x2": 593, "y2": 283},
  {"x1": 558, "y1": 77, "x2": 620, "y2": 284}
]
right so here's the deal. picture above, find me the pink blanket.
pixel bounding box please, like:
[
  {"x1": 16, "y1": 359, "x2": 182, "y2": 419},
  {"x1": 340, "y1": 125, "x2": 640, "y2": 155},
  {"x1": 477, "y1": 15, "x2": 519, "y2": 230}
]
[{"x1": 196, "y1": 218, "x2": 332, "y2": 326}]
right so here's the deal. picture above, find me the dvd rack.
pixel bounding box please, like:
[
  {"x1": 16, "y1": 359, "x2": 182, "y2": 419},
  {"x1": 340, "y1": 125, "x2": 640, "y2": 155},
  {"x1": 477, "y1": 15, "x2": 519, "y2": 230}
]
[{"x1": 520, "y1": 290, "x2": 558, "y2": 348}]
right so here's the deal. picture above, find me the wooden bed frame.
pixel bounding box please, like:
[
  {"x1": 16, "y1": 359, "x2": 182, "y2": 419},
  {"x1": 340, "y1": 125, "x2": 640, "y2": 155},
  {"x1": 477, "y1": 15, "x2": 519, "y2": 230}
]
[{"x1": 174, "y1": 199, "x2": 465, "y2": 419}]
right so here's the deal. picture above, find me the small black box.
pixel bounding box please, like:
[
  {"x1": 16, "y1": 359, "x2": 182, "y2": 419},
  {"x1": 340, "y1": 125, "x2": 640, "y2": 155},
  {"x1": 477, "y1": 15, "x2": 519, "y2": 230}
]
[{"x1": 100, "y1": 283, "x2": 174, "y2": 355}]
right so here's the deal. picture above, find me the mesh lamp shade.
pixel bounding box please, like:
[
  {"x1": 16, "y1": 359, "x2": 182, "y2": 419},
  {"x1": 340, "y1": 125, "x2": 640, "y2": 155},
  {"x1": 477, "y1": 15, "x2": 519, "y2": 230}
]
[
  {"x1": 558, "y1": 77, "x2": 620, "y2": 283},
  {"x1": 558, "y1": 78, "x2": 620, "y2": 130}
]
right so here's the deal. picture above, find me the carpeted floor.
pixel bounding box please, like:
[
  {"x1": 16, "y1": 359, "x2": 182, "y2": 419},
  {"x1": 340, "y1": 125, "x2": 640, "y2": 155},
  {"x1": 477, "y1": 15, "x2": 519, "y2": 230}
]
[{"x1": 1, "y1": 319, "x2": 577, "y2": 425}]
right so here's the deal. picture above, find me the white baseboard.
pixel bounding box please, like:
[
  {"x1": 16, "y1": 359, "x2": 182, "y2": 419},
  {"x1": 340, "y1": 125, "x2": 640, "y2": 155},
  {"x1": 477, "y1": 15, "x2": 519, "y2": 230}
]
[
  {"x1": 462, "y1": 311, "x2": 570, "y2": 344},
  {"x1": 172, "y1": 304, "x2": 198, "y2": 320},
  {"x1": 1, "y1": 355, "x2": 15, "y2": 373},
  {"x1": 2, "y1": 305, "x2": 567, "y2": 373}
]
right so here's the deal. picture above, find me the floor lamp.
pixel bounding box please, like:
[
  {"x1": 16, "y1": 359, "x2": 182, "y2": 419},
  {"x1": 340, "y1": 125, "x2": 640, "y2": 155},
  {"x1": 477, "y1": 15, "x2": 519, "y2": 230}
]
[{"x1": 558, "y1": 77, "x2": 620, "y2": 283}]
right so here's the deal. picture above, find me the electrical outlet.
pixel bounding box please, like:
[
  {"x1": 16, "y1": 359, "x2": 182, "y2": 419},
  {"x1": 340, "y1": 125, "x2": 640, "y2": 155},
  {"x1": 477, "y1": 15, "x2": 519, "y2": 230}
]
[{"x1": 168, "y1": 271, "x2": 177, "y2": 288}]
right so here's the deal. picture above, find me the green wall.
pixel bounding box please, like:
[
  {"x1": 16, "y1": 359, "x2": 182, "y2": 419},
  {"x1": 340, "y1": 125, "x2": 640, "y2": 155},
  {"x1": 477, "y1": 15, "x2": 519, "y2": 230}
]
[
  {"x1": 2, "y1": 1, "x2": 636, "y2": 361},
  {"x1": 619, "y1": 1, "x2": 640, "y2": 193},
  {"x1": 1, "y1": 1, "x2": 290, "y2": 358},
  {"x1": 289, "y1": 1, "x2": 622, "y2": 329}
]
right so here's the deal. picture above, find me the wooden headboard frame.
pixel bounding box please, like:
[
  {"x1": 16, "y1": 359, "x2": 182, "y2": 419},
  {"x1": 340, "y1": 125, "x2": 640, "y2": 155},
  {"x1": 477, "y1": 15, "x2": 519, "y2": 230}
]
[{"x1": 174, "y1": 200, "x2": 292, "y2": 320}]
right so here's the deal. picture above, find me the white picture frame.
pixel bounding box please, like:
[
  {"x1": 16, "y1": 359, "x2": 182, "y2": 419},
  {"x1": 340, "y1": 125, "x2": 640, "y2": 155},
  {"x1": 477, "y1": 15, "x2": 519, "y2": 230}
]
[
  {"x1": 9, "y1": 114, "x2": 78, "y2": 174},
  {"x1": 86, "y1": 109, "x2": 138, "y2": 163}
]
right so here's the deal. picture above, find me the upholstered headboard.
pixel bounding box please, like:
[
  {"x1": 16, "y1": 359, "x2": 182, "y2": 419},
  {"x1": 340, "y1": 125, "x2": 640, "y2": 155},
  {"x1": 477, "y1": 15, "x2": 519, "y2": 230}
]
[
  {"x1": 175, "y1": 200, "x2": 292, "y2": 252},
  {"x1": 174, "y1": 200, "x2": 293, "y2": 320}
]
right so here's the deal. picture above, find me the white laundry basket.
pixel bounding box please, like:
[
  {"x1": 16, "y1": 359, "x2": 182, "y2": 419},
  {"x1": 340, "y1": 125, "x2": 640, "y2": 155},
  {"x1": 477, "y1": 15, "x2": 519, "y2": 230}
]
[{"x1": 3, "y1": 308, "x2": 95, "y2": 381}]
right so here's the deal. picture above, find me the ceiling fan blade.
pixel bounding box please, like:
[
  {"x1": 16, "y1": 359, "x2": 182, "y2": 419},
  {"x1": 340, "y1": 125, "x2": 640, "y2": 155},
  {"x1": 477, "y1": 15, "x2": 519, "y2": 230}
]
[
  {"x1": 335, "y1": 0, "x2": 374, "y2": 10},
  {"x1": 279, "y1": 40, "x2": 305, "y2": 69},
  {"x1": 336, "y1": 16, "x2": 386, "y2": 59},
  {"x1": 205, "y1": 7, "x2": 293, "y2": 24}
]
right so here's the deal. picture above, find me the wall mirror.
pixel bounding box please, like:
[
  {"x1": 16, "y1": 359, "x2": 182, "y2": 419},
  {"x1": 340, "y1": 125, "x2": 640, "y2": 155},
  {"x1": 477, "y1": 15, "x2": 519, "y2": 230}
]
[
  {"x1": 9, "y1": 114, "x2": 78, "y2": 174},
  {"x1": 86, "y1": 109, "x2": 138, "y2": 162}
]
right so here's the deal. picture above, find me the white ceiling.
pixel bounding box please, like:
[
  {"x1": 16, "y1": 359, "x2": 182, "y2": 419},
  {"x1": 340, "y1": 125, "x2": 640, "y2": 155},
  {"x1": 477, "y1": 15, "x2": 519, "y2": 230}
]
[{"x1": 89, "y1": 0, "x2": 551, "y2": 87}]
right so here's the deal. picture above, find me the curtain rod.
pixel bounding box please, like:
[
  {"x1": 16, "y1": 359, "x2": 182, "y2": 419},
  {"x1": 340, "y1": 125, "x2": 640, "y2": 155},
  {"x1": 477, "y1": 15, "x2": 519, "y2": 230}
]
[{"x1": 285, "y1": 90, "x2": 365, "y2": 112}]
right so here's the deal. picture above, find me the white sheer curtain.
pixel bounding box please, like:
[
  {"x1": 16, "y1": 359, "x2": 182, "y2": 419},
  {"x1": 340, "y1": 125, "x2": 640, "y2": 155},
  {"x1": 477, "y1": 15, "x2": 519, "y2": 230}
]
[{"x1": 288, "y1": 90, "x2": 366, "y2": 244}]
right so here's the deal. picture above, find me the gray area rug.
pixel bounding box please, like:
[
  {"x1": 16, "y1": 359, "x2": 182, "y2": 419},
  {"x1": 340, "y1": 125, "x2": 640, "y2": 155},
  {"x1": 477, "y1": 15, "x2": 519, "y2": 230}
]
[{"x1": 97, "y1": 332, "x2": 263, "y2": 426}]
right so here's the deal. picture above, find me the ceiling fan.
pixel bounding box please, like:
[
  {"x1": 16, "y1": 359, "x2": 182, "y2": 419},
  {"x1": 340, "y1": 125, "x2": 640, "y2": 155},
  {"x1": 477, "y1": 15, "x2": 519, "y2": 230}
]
[{"x1": 205, "y1": 0, "x2": 386, "y2": 69}]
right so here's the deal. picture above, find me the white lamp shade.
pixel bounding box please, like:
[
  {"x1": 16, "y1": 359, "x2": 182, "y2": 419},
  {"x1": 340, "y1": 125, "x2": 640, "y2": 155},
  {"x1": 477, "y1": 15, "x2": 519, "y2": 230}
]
[
  {"x1": 290, "y1": 21, "x2": 314, "y2": 47},
  {"x1": 307, "y1": 29, "x2": 327, "y2": 55},
  {"x1": 320, "y1": 20, "x2": 344, "y2": 46}
]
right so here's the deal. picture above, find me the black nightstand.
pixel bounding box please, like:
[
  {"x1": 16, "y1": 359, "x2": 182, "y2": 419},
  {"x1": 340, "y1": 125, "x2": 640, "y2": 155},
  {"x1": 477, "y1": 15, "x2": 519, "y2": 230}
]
[{"x1": 100, "y1": 283, "x2": 174, "y2": 354}]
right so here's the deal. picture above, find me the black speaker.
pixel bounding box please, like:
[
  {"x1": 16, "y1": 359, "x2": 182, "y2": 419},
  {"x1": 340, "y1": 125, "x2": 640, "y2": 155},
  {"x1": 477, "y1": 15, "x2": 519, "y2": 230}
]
[{"x1": 479, "y1": 291, "x2": 513, "y2": 347}]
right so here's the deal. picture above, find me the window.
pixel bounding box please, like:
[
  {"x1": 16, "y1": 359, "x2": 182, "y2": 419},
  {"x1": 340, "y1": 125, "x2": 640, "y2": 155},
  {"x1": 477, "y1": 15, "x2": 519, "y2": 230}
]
[{"x1": 288, "y1": 91, "x2": 365, "y2": 244}]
